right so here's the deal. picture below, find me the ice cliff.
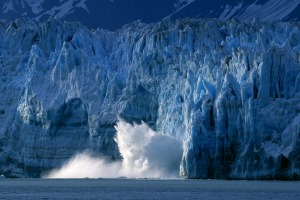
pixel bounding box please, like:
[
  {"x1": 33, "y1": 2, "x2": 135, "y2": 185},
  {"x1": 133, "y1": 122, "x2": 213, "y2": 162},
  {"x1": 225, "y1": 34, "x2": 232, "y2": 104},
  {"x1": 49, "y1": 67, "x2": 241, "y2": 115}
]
[{"x1": 0, "y1": 17, "x2": 300, "y2": 179}]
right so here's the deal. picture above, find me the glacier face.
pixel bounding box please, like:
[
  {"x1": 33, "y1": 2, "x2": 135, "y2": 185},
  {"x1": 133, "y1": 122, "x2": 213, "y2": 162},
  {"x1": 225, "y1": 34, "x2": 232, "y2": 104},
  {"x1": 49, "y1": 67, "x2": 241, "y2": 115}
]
[{"x1": 0, "y1": 18, "x2": 300, "y2": 179}]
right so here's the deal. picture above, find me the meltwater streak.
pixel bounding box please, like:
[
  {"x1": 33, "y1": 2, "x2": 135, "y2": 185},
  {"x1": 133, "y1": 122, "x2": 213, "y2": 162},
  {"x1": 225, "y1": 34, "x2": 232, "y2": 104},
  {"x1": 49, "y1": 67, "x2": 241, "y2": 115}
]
[{"x1": 45, "y1": 120, "x2": 183, "y2": 179}]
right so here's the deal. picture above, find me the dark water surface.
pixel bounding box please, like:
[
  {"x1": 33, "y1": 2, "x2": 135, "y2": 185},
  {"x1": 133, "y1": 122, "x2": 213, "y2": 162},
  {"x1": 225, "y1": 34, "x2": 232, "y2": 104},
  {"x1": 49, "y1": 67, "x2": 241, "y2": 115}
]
[{"x1": 0, "y1": 179, "x2": 299, "y2": 199}]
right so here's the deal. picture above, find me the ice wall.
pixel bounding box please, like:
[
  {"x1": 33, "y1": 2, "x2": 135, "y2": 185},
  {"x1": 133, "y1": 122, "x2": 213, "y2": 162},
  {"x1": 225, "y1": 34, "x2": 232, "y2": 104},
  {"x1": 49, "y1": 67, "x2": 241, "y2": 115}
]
[{"x1": 0, "y1": 17, "x2": 300, "y2": 179}]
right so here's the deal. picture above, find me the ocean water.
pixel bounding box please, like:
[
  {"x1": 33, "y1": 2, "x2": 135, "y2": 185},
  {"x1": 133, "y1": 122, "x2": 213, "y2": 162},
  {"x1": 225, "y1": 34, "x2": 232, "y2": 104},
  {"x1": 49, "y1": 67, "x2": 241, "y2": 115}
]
[{"x1": 0, "y1": 179, "x2": 299, "y2": 200}]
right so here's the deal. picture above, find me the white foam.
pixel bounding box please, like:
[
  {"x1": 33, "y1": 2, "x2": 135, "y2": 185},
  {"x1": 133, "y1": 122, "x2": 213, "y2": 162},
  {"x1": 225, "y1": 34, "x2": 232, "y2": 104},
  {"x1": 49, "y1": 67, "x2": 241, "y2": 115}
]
[{"x1": 45, "y1": 120, "x2": 183, "y2": 179}]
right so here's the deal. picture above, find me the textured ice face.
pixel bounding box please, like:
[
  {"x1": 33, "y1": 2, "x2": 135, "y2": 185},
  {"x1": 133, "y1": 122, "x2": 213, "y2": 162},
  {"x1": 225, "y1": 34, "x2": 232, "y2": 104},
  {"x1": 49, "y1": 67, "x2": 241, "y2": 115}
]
[{"x1": 0, "y1": 18, "x2": 300, "y2": 179}]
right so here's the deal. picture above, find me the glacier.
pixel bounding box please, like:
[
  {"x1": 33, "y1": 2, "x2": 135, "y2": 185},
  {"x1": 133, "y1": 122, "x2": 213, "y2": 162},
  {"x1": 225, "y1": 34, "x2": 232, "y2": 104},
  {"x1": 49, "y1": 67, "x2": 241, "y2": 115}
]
[{"x1": 0, "y1": 17, "x2": 300, "y2": 179}]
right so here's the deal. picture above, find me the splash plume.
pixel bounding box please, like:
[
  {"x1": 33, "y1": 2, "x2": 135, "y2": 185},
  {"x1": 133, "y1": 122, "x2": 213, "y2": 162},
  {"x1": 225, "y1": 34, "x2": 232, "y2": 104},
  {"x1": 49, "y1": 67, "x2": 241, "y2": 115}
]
[{"x1": 45, "y1": 120, "x2": 182, "y2": 178}]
